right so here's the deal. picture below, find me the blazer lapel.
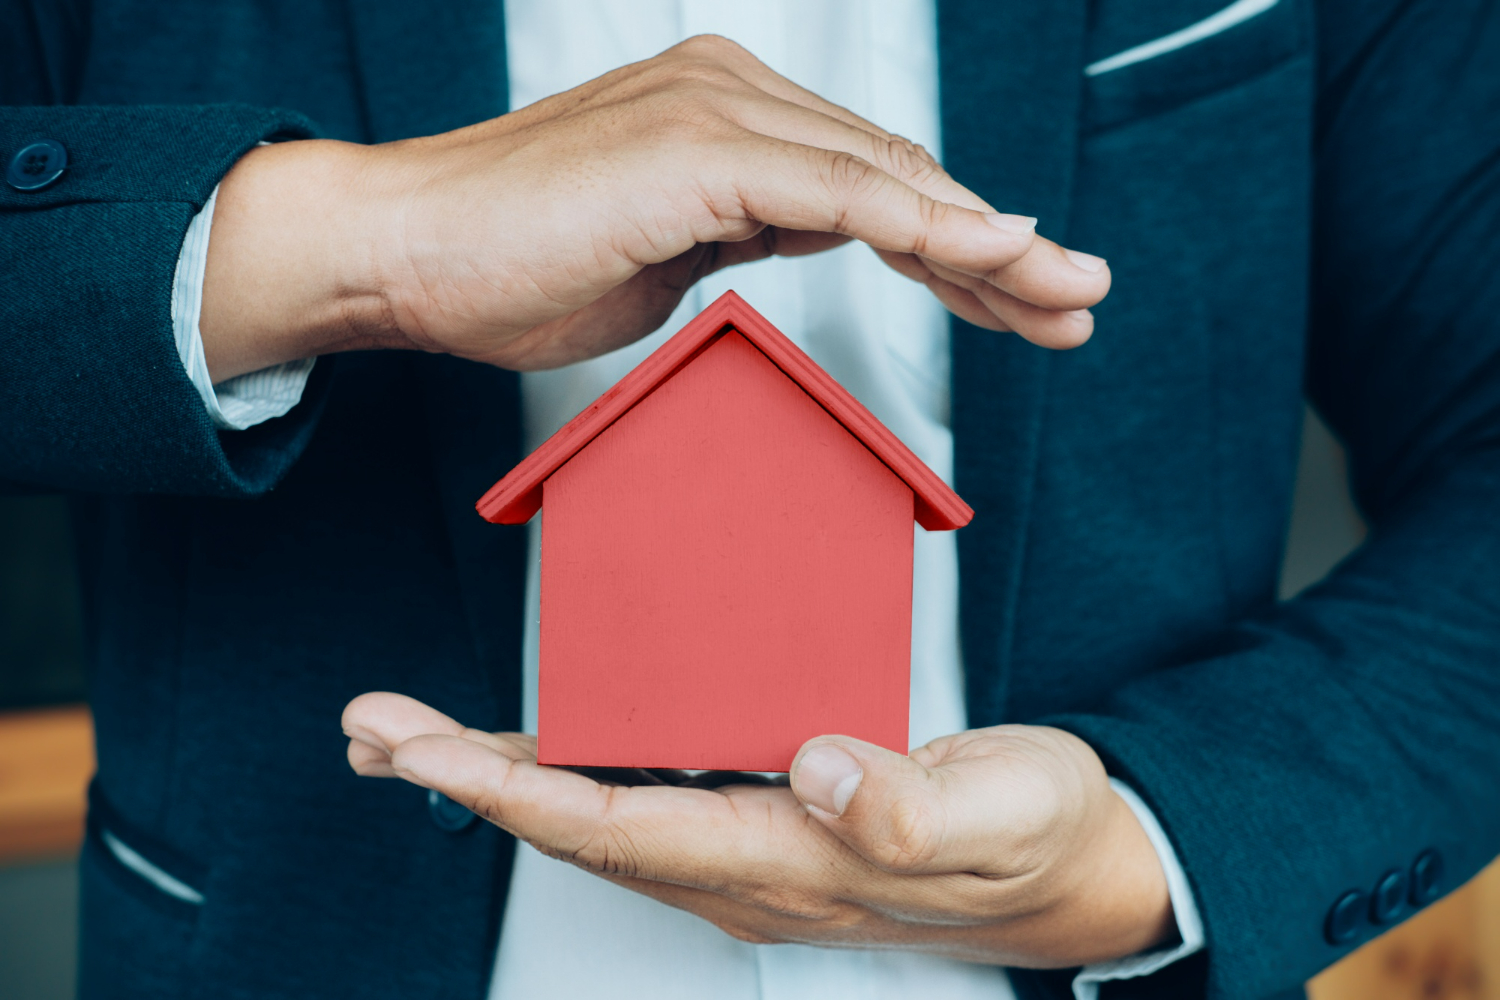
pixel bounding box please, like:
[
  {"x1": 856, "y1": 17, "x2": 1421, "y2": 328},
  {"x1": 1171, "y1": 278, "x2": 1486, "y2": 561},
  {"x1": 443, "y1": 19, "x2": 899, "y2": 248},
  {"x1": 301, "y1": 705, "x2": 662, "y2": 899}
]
[{"x1": 938, "y1": 0, "x2": 1089, "y2": 727}]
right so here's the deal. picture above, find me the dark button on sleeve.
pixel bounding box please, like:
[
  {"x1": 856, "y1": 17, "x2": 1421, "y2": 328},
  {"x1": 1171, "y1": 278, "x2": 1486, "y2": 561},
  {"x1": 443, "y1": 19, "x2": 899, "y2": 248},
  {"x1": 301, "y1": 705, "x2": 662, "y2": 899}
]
[
  {"x1": 1370, "y1": 869, "x2": 1407, "y2": 923},
  {"x1": 6, "y1": 139, "x2": 68, "y2": 191},
  {"x1": 1325, "y1": 889, "x2": 1368, "y2": 945},
  {"x1": 1409, "y1": 849, "x2": 1444, "y2": 906},
  {"x1": 428, "y1": 789, "x2": 480, "y2": 833}
]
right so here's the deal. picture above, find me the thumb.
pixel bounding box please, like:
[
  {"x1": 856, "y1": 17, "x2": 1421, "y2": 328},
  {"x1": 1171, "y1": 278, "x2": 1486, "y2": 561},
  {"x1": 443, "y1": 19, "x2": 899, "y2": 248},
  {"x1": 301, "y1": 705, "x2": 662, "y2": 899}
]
[{"x1": 789, "y1": 736, "x2": 957, "y2": 874}]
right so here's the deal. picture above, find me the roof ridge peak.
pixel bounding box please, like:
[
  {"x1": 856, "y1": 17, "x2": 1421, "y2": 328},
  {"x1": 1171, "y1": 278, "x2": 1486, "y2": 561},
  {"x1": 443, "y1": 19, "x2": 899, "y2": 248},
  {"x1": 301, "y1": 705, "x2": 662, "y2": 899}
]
[{"x1": 476, "y1": 291, "x2": 973, "y2": 531}]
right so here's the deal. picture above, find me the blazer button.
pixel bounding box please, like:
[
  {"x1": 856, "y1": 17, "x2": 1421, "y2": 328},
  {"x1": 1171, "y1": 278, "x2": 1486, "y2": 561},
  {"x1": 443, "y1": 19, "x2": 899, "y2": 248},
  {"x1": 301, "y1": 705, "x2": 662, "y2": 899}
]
[
  {"x1": 428, "y1": 789, "x2": 479, "y2": 833},
  {"x1": 6, "y1": 139, "x2": 68, "y2": 191},
  {"x1": 1370, "y1": 869, "x2": 1407, "y2": 924},
  {"x1": 1410, "y1": 849, "x2": 1444, "y2": 906},
  {"x1": 1324, "y1": 889, "x2": 1367, "y2": 945}
]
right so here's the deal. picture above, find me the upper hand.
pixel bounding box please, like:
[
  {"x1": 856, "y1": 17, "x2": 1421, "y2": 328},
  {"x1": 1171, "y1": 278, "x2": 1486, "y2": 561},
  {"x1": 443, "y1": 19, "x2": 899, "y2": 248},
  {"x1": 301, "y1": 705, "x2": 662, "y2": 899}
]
[
  {"x1": 342, "y1": 692, "x2": 1172, "y2": 968},
  {"x1": 201, "y1": 35, "x2": 1110, "y2": 382}
]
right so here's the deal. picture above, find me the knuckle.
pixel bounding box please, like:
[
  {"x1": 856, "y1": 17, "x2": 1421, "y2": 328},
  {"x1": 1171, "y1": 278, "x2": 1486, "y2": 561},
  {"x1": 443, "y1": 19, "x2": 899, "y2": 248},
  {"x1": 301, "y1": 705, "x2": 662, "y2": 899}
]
[
  {"x1": 903, "y1": 197, "x2": 943, "y2": 257},
  {"x1": 906, "y1": 138, "x2": 942, "y2": 168},
  {"x1": 916, "y1": 195, "x2": 943, "y2": 232},
  {"x1": 646, "y1": 72, "x2": 745, "y2": 130},
  {"x1": 879, "y1": 135, "x2": 943, "y2": 187},
  {"x1": 642, "y1": 87, "x2": 734, "y2": 139},
  {"x1": 820, "y1": 151, "x2": 883, "y2": 222},
  {"x1": 677, "y1": 33, "x2": 746, "y2": 60}
]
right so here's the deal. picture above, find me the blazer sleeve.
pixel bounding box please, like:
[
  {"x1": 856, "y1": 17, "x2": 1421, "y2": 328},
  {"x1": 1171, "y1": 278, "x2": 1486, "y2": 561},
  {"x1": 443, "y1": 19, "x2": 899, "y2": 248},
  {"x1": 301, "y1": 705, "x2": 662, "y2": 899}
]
[
  {"x1": 1040, "y1": 3, "x2": 1500, "y2": 998},
  {"x1": 0, "y1": 102, "x2": 334, "y2": 496}
]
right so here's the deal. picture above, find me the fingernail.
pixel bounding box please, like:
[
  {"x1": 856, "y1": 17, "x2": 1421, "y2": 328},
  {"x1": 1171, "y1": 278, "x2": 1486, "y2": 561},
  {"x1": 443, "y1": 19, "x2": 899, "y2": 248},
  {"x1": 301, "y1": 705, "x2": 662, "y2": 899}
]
[
  {"x1": 793, "y1": 745, "x2": 863, "y2": 816},
  {"x1": 1064, "y1": 248, "x2": 1107, "y2": 273},
  {"x1": 985, "y1": 213, "x2": 1036, "y2": 234}
]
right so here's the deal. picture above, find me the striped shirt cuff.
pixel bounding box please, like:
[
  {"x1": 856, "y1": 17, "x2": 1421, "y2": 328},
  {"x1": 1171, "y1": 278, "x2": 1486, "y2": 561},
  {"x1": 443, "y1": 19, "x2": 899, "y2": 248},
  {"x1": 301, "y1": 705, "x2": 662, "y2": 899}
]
[
  {"x1": 1071, "y1": 779, "x2": 1207, "y2": 1000},
  {"x1": 171, "y1": 182, "x2": 315, "y2": 431}
]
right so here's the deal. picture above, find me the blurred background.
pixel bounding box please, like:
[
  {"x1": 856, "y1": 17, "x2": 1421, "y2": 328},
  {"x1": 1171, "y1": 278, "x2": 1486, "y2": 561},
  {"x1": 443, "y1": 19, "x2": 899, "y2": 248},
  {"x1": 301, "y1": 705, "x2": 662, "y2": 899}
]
[{"x1": 0, "y1": 407, "x2": 1494, "y2": 999}]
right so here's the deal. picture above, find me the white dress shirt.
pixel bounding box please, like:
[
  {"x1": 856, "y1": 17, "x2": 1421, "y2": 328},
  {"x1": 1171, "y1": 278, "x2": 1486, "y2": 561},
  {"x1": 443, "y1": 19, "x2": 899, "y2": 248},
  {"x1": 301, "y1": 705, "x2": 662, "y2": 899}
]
[
  {"x1": 170, "y1": 180, "x2": 313, "y2": 431},
  {"x1": 172, "y1": 3, "x2": 1205, "y2": 997}
]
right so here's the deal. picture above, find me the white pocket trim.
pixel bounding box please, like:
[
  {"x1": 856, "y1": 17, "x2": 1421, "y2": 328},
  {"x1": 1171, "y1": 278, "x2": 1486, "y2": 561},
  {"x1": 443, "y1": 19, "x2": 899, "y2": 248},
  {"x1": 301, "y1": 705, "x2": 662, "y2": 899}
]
[
  {"x1": 1085, "y1": 0, "x2": 1281, "y2": 76},
  {"x1": 101, "y1": 828, "x2": 206, "y2": 905}
]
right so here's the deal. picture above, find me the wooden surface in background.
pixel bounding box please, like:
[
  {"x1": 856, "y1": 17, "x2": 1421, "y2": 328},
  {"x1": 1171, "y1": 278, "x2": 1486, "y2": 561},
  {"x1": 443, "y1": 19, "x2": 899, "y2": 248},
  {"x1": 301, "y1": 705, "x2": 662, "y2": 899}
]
[
  {"x1": 1310, "y1": 859, "x2": 1499, "y2": 1000},
  {"x1": 0, "y1": 705, "x2": 92, "y2": 860}
]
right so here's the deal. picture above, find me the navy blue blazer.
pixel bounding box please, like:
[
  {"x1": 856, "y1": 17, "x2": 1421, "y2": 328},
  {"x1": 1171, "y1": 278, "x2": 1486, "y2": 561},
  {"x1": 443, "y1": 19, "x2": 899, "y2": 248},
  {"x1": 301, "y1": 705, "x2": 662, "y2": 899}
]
[{"x1": 3, "y1": 2, "x2": 1498, "y2": 998}]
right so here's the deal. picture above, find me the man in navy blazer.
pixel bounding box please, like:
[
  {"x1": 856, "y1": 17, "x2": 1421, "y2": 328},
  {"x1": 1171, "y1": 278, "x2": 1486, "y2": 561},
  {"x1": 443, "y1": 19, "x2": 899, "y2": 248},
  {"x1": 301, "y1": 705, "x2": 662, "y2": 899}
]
[{"x1": 3, "y1": 1, "x2": 1498, "y2": 998}]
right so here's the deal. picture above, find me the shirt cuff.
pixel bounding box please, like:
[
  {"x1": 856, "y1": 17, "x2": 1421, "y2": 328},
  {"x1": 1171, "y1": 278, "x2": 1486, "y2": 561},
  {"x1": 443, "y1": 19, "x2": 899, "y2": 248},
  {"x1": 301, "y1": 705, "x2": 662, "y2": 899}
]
[
  {"x1": 1071, "y1": 778, "x2": 1206, "y2": 1000},
  {"x1": 171, "y1": 182, "x2": 315, "y2": 431}
]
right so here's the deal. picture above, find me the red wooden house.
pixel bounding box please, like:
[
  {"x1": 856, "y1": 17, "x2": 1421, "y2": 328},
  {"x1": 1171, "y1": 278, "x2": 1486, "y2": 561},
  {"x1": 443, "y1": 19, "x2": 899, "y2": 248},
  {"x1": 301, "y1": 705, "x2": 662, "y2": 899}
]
[{"x1": 477, "y1": 291, "x2": 972, "y2": 772}]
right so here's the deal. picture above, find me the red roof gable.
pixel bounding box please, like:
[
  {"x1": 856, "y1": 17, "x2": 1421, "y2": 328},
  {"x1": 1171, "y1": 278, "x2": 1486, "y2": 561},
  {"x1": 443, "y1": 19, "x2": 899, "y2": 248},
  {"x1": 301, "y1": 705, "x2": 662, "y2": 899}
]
[{"x1": 476, "y1": 291, "x2": 974, "y2": 531}]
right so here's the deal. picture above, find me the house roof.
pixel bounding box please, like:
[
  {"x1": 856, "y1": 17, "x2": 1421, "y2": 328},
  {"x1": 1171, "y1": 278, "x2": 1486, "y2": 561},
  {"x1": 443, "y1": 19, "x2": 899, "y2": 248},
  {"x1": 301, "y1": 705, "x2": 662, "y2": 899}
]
[{"x1": 476, "y1": 291, "x2": 974, "y2": 531}]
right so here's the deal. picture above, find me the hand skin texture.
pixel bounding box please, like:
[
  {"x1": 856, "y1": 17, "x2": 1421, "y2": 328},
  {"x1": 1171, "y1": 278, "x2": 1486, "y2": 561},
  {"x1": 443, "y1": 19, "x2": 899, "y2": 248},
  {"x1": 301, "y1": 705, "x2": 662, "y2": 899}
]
[
  {"x1": 342, "y1": 693, "x2": 1175, "y2": 968},
  {"x1": 199, "y1": 35, "x2": 1110, "y2": 383}
]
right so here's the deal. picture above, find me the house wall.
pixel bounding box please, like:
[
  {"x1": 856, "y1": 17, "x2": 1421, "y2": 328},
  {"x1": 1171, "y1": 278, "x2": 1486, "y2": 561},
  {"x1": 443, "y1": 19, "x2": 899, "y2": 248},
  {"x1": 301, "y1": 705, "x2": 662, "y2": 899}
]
[{"x1": 538, "y1": 332, "x2": 915, "y2": 771}]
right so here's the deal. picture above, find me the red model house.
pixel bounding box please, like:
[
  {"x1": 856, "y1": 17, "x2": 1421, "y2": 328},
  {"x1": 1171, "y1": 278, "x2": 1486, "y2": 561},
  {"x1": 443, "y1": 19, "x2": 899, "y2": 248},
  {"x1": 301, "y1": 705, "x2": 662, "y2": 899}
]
[{"x1": 477, "y1": 291, "x2": 973, "y2": 772}]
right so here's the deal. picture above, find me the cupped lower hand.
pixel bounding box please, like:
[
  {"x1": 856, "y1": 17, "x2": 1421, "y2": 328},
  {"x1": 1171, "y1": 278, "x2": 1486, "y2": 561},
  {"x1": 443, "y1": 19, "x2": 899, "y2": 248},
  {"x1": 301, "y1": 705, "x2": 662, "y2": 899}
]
[
  {"x1": 341, "y1": 691, "x2": 1172, "y2": 968},
  {"x1": 201, "y1": 35, "x2": 1110, "y2": 383}
]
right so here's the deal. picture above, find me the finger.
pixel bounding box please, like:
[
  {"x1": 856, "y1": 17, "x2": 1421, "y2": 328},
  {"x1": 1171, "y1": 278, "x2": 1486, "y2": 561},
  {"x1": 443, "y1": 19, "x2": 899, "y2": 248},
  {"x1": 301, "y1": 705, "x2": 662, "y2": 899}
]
[
  {"x1": 341, "y1": 691, "x2": 537, "y2": 761},
  {"x1": 717, "y1": 87, "x2": 992, "y2": 215},
  {"x1": 499, "y1": 39, "x2": 1107, "y2": 341},
  {"x1": 390, "y1": 732, "x2": 770, "y2": 885},
  {"x1": 925, "y1": 279, "x2": 1015, "y2": 334},
  {"x1": 725, "y1": 139, "x2": 1109, "y2": 329},
  {"x1": 971, "y1": 288, "x2": 1094, "y2": 349},
  {"x1": 689, "y1": 76, "x2": 1112, "y2": 321},
  {"x1": 342, "y1": 691, "x2": 466, "y2": 752},
  {"x1": 880, "y1": 246, "x2": 1092, "y2": 346},
  {"x1": 926, "y1": 239, "x2": 1110, "y2": 316},
  {"x1": 728, "y1": 139, "x2": 1028, "y2": 281},
  {"x1": 790, "y1": 735, "x2": 1053, "y2": 877},
  {"x1": 880, "y1": 246, "x2": 1096, "y2": 340},
  {"x1": 875, "y1": 249, "x2": 1012, "y2": 332},
  {"x1": 397, "y1": 733, "x2": 1022, "y2": 923},
  {"x1": 347, "y1": 738, "x2": 398, "y2": 778}
]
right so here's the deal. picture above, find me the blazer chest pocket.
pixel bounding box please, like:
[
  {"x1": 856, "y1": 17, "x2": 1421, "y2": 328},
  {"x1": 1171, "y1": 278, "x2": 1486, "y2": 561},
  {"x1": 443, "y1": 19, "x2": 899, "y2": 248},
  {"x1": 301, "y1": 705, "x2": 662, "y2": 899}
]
[{"x1": 1082, "y1": 0, "x2": 1309, "y2": 132}]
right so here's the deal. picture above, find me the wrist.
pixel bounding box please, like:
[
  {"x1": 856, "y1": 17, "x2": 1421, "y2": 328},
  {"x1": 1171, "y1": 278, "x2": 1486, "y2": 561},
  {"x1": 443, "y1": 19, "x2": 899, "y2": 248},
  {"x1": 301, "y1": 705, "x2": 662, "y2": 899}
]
[
  {"x1": 997, "y1": 739, "x2": 1176, "y2": 967},
  {"x1": 199, "y1": 139, "x2": 396, "y2": 383},
  {"x1": 1085, "y1": 785, "x2": 1178, "y2": 955}
]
